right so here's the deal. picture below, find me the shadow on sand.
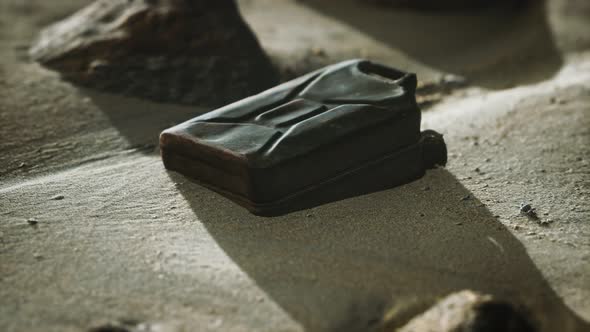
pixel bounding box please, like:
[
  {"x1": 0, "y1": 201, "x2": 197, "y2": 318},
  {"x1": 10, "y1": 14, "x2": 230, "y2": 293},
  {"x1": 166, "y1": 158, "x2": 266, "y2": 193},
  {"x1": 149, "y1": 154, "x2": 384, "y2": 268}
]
[
  {"x1": 299, "y1": 0, "x2": 562, "y2": 89},
  {"x1": 170, "y1": 168, "x2": 588, "y2": 332},
  {"x1": 78, "y1": 89, "x2": 203, "y2": 152}
]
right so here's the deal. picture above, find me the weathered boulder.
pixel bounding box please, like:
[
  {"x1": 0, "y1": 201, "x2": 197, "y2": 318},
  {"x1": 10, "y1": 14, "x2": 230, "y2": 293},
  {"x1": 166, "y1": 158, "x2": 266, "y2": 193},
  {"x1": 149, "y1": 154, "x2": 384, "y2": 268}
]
[{"x1": 29, "y1": 0, "x2": 278, "y2": 106}]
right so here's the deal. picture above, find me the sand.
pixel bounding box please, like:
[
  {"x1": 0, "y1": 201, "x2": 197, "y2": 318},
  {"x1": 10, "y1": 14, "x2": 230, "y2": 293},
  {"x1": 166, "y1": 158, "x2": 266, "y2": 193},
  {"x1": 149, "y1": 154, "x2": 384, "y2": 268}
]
[{"x1": 1, "y1": 0, "x2": 589, "y2": 331}]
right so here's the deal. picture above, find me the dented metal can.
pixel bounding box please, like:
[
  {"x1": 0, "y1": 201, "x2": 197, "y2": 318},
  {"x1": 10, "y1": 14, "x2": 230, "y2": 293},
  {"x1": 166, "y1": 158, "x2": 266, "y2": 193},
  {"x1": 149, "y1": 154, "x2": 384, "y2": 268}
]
[{"x1": 160, "y1": 59, "x2": 447, "y2": 216}]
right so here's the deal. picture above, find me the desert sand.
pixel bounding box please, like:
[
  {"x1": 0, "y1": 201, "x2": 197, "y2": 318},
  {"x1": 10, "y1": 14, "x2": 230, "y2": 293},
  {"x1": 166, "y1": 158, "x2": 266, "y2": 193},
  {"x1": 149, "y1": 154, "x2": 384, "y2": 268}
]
[{"x1": 1, "y1": 0, "x2": 589, "y2": 331}]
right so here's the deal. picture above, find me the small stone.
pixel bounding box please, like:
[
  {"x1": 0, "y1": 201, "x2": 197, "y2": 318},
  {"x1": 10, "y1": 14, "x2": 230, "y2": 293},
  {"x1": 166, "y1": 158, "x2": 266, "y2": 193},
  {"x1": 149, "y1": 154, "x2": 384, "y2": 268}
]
[
  {"x1": 422, "y1": 186, "x2": 431, "y2": 191},
  {"x1": 50, "y1": 195, "x2": 65, "y2": 200},
  {"x1": 396, "y1": 290, "x2": 534, "y2": 332},
  {"x1": 18, "y1": 162, "x2": 27, "y2": 168},
  {"x1": 519, "y1": 202, "x2": 538, "y2": 220},
  {"x1": 26, "y1": 218, "x2": 38, "y2": 226},
  {"x1": 455, "y1": 222, "x2": 463, "y2": 226},
  {"x1": 311, "y1": 47, "x2": 326, "y2": 57},
  {"x1": 460, "y1": 195, "x2": 471, "y2": 201},
  {"x1": 520, "y1": 203, "x2": 533, "y2": 213},
  {"x1": 33, "y1": 253, "x2": 43, "y2": 259}
]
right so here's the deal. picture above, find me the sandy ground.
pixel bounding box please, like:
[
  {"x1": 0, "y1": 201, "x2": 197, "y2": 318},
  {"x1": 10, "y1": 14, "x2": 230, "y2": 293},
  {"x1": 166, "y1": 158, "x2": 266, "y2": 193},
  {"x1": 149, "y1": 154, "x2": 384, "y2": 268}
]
[{"x1": 1, "y1": 0, "x2": 589, "y2": 331}]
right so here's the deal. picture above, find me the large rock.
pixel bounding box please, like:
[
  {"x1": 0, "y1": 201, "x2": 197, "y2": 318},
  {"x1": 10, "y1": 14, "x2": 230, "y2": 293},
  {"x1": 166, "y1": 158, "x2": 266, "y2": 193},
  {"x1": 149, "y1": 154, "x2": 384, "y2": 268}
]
[{"x1": 29, "y1": 0, "x2": 278, "y2": 106}]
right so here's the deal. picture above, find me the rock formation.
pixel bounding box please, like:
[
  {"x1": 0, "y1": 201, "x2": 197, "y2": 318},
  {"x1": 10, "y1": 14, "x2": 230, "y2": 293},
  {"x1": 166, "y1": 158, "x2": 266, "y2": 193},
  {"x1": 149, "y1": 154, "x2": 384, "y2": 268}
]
[{"x1": 29, "y1": 0, "x2": 278, "y2": 106}]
